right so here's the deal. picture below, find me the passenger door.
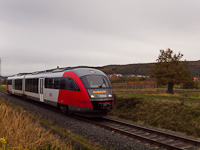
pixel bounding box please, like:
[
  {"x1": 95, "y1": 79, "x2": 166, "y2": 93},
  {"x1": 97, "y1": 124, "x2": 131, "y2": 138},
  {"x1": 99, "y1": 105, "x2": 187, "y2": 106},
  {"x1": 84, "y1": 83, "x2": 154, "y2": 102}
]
[
  {"x1": 39, "y1": 78, "x2": 44, "y2": 102},
  {"x1": 12, "y1": 79, "x2": 15, "y2": 94}
]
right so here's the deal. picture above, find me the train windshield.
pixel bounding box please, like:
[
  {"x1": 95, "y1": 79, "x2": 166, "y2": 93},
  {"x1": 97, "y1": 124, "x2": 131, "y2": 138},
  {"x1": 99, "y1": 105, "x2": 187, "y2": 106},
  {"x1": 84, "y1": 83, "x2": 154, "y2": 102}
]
[{"x1": 81, "y1": 75, "x2": 111, "y2": 89}]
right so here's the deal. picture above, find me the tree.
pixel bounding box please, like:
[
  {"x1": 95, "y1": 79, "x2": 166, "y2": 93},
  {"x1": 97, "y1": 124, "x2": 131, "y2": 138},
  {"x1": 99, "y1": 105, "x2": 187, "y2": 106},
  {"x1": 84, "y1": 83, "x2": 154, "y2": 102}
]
[{"x1": 150, "y1": 49, "x2": 192, "y2": 94}]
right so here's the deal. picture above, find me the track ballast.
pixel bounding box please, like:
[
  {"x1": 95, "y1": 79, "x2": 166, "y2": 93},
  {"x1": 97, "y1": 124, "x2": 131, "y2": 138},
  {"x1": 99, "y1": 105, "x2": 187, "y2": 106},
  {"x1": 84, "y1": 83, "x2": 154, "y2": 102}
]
[{"x1": 74, "y1": 116, "x2": 200, "y2": 150}]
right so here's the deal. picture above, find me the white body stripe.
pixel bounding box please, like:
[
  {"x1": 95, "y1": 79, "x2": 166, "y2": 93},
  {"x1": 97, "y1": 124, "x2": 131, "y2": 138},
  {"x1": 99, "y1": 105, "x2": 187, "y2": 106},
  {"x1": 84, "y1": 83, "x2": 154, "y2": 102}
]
[
  {"x1": 7, "y1": 72, "x2": 64, "y2": 103},
  {"x1": 44, "y1": 88, "x2": 59, "y2": 103}
]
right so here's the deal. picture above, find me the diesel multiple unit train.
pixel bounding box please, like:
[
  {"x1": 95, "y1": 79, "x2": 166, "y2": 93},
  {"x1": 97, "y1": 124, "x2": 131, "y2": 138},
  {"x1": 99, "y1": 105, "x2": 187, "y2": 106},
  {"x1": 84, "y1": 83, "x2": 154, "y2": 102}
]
[{"x1": 7, "y1": 68, "x2": 114, "y2": 117}]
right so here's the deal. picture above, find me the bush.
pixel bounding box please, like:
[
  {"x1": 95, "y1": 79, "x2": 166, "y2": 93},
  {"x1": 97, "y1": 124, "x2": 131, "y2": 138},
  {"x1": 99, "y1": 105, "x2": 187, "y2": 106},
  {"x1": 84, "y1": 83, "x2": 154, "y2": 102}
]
[{"x1": 182, "y1": 81, "x2": 200, "y2": 89}]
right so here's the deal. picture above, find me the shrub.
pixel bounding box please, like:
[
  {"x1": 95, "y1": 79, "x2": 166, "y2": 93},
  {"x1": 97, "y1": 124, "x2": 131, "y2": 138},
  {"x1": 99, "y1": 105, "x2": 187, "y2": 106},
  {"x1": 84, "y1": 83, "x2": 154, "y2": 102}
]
[{"x1": 182, "y1": 81, "x2": 200, "y2": 89}]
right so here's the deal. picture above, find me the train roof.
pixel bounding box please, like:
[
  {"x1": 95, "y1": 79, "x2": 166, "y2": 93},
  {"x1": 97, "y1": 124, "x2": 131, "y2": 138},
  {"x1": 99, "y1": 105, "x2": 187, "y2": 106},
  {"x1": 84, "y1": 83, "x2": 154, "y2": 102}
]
[
  {"x1": 73, "y1": 68, "x2": 106, "y2": 77},
  {"x1": 7, "y1": 68, "x2": 106, "y2": 79}
]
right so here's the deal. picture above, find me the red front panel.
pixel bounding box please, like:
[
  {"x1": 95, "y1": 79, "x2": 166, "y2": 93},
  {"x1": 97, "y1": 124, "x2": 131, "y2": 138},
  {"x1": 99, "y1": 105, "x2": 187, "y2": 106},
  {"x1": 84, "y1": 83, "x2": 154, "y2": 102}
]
[
  {"x1": 6, "y1": 78, "x2": 9, "y2": 91},
  {"x1": 58, "y1": 72, "x2": 93, "y2": 109}
]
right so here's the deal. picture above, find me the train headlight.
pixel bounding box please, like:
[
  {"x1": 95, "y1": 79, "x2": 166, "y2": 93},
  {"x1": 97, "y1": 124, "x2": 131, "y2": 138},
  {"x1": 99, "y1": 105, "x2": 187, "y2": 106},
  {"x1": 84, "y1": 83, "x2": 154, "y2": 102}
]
[
  {"x1": 91, "y1": 95, "x2": 95, "y2": 98},
  {"x1": 108, "y1": 94, "x2": 112, "y2": 98}
]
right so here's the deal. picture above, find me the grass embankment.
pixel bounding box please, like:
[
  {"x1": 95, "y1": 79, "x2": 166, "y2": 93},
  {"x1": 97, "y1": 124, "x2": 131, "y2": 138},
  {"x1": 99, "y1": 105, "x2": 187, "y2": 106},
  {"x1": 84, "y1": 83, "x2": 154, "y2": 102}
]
[
  {"x1": 110, "y1": 88, "x2": 200, "y2": 138},
  {"x1": 0, "y1": 98, "x2": 104, "y2": 150},
  {"x1": 0, "y1": 97, "x2": 70, "y2": 149},
  {"x1": 0, "y1": 85, "x2": 6, "y2": 91}
]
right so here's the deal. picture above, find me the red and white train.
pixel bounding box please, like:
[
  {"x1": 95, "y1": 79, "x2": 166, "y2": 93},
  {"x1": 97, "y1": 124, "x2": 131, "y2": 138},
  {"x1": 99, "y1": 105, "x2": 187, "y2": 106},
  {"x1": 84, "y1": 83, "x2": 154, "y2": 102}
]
[{"x1": 7, "y1": 68, "x2": 114, "y2": 117}]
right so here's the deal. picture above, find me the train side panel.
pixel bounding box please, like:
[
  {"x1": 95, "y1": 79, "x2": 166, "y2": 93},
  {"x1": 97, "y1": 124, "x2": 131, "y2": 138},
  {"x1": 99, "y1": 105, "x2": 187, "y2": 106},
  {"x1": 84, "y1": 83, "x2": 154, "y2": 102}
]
[
  {"x1": 7, "y1": 76, "x2": 25, "y2": 96},
  {"x1": 43, "y1": 88, "x2": 59, "y2": 106}
]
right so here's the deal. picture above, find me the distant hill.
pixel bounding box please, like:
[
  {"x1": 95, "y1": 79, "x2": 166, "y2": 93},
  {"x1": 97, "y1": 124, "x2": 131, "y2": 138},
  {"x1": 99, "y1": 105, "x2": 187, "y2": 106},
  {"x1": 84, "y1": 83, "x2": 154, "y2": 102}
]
[
  {"x1": 23, "y1": 60, "x2": 200, "y2": 78},
  {"x1": 185, "y1": 60, "x2": 200, "y2": 77},
  {"x1": 99, "y1": 60, "x2": 200, "y2": 77},
  {"x1": 100, "y1": 63, "x2": 154, "y2": 76}
]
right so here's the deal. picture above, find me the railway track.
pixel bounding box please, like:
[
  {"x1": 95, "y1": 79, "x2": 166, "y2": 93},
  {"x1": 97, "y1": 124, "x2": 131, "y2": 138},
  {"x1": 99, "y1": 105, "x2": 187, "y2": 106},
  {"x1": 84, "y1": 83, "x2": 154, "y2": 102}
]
[
  {"x1": 74, "y1": 116, "x2": 200, "y2": 150},
  {"x1": 1, "y1": 90, "x2": 200, "y2": 150},
  {"x1": 0, "y1": 89, "x2": 8, "y2": 94}
]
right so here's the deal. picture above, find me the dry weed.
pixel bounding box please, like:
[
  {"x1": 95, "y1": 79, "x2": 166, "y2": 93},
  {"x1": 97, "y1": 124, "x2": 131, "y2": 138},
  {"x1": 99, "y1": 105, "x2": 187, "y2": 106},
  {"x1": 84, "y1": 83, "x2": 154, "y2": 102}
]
[{"x1": 0, "y1": 98, "x2": 71, "y2": 149}]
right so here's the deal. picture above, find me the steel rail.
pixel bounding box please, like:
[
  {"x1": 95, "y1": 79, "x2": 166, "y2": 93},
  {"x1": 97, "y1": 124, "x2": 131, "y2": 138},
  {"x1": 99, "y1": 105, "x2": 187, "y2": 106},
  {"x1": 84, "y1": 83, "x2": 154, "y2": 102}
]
[
  {"x1": 101, "y1": 117, "x2": 200, "y2": 150},
  {"x1": 72, "y1": 116, "x2": 200, "y2": 150}
]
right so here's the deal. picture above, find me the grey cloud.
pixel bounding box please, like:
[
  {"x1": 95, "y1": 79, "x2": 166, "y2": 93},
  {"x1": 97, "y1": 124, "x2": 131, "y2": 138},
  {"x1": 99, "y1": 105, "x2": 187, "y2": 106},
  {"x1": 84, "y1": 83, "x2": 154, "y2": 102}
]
[{"x1": 1, "y1": 0, "x2": 200, "y2": 75}]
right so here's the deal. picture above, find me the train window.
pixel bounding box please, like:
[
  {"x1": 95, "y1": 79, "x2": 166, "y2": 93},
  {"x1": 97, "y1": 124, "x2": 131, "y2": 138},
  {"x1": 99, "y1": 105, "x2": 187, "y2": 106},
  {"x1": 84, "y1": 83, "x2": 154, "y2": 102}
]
[
  {"x1": 45, "y1": 78, "x2": 54, "y2": 89},
  {"x1": 56, "y1": 77, "x2": 79, "y2": 91},
  {"x1": 25, "y1": 79, "x2": 29, "y2": 91},
  {"x1": 60, "y1": 78, "x2": 66, "y2": 89},
  {"x1": 54, "y1": 78, "x2": 59, "y2": 89},
  {"x1": 65, "y1": 78, "x2": 79, "y2": 91},
  {"x1": 49, "y1": 78, "x2": 54, "y2": 89},
  {"x1": 25, "y1": 78, "x2": 39, "y2": 93},
  {"x1": 45, "y1": 77, "x2": 79, "y2": 91},
  {"x1": 81, "y1": 75, "x2": 111, "y2": 89},
  {"x1": 45, "y1": 78, "x2": 48, "y2": 88},
  {"x1": 15, "y1": 79, "x2": 22, "y2": 90},
  {"x1": 67, "y1": 78, "x2": 73, "y2": 90},
  {"x1": 73, "y1": 81, "x2": 79, "y2": 91},
  {"x1": 34, "y1": 79, "x2": 39, "y2": 93}
]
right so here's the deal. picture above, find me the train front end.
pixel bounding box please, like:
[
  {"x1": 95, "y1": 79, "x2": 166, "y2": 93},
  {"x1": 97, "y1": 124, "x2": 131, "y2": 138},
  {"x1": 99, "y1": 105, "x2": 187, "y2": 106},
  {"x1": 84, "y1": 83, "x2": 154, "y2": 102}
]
[{"x1": 74, "y1": 69, "x2": 114, "y2": 117}]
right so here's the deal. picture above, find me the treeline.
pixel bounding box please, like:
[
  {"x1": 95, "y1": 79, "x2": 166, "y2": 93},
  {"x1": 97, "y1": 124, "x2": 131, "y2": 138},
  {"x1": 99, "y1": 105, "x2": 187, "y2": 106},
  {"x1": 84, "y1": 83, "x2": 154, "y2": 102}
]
[
  {"x1": 109, "y1": 74, "x2": 200, "y2": 89},
  {"x1": 109, "y1": 75, "x2": 150, "y2": 84}
]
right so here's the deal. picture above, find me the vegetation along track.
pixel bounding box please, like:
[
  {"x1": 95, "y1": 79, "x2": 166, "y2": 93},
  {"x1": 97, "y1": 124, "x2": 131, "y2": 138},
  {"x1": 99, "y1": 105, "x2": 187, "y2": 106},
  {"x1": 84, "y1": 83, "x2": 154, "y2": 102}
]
[
  {"x1": 1, "y1": 89, "x2": 200, "y2": 150},
  {"x1": 75, "y1": 116, "x2": 200, "y2": 150}
]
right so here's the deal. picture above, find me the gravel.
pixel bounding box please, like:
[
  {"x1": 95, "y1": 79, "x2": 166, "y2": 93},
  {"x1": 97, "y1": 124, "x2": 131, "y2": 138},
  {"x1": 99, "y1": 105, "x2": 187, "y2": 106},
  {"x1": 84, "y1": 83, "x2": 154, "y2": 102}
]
[{"x1": 0, "y1": 92, "x2": 165, "y2": 150}]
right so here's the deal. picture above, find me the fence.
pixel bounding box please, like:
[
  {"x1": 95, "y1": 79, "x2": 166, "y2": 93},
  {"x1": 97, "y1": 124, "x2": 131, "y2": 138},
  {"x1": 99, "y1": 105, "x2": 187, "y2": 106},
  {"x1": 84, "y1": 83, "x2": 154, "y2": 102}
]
[{"x1": 112, "y1": 81, "x2": 157, "y2": 90}]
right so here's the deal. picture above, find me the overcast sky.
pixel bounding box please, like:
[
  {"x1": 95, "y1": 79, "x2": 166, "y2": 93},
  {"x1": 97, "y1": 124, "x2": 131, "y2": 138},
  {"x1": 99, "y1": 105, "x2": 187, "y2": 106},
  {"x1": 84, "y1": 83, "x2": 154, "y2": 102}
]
[{"x1": 1, "y1": 0, "x2": 200, "y2": 76}]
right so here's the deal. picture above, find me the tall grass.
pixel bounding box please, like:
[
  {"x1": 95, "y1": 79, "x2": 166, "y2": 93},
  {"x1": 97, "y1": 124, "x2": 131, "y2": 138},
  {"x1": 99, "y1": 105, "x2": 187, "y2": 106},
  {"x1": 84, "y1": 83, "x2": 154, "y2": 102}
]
[{"x1": 0, "y1": 98, "x2": 70, "y2": 150}]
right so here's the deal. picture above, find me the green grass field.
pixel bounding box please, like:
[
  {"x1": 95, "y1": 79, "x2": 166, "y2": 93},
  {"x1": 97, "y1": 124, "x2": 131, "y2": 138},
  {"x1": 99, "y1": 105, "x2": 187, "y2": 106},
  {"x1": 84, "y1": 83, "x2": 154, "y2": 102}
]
[
  {"x1": 0, "y1": 85, "x2": 6, "y2": 90},
  {"x1": 110, "y1": 87, "x2": 200, "y2": 138}
]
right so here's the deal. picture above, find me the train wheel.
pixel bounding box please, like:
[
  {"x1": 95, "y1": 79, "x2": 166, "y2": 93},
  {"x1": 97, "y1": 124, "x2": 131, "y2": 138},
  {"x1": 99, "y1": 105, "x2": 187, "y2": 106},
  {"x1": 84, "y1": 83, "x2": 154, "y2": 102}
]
[
  {"x1": 23, "y1": 95, "x2": 28, "y2": 100},
  {"x1": 59, "y1": 104, "x2": 70, "y2": 114}
]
